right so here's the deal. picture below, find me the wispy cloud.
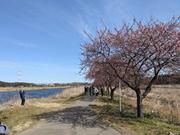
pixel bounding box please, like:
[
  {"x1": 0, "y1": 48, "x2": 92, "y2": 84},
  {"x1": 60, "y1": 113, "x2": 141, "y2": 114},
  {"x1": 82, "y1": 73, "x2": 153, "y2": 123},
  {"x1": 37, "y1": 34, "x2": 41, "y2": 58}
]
[
  {"x1": 64, "y1": 0, "x2": 101, "y2": 38},
  {"x1": 0, "y1": 38, "x2": 37, "y2": 48},
  {"x1": 0, "y1": 60, "x2": 75, "y2": 73},
  {"x1": 101, "y1": 0, "x2": 134, "y2": 27},
  {"x1": 75, "y1": 0, "x2": 98, "y2": 16},
  {"x1": 23, "y1": 0, "x2": 93, "y2": 39},
  {"x1": 11, "y1": 0, "x2": 96, "y2": 39},
  {"x1": 66, "y1": 14, "x2": 92, "y2": 39},
  {"x1": 12, "y1": 41, "x2": 37, "y2": 48}
]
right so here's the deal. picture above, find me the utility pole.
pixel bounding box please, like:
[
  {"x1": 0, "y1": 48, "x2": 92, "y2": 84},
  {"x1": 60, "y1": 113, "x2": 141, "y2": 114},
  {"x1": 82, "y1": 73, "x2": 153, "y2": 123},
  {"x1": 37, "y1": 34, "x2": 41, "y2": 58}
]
[
  {"x1": 119, "y1": 80, "x2": 122, "y2": 113},
  {"x1": 17, "y1": 70, "x2": 22, "y2": 82},
  {"x1": 16, "y1": 70, "x2": 24, "y2": 90}
]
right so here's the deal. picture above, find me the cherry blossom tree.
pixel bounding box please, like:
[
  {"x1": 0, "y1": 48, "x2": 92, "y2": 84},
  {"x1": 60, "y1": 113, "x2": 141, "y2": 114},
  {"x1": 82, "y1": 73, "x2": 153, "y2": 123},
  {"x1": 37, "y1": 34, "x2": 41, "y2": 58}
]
[
  {"x1": 85, "y1": 61, "x2": 119, "y2": 100},
  {"x1": 81, "y1": 17, "x2": 180, "y2": 117}
]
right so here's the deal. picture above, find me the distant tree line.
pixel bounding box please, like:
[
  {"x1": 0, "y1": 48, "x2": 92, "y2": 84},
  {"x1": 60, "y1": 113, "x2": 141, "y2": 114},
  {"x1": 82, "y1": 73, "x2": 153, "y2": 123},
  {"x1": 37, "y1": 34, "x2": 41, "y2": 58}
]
[
  {"x1": 154, "y1": 73, "x2": 180, "y2": 84},
  {"x1": 0, "y1": 81, "x2": 39, "y2": 87},
  {"x1": 52, "y1": 82, "x2": 89, "y2": 87},
  {"x1": 0, "y1": 81, "x2": 89, "y2": 87}
]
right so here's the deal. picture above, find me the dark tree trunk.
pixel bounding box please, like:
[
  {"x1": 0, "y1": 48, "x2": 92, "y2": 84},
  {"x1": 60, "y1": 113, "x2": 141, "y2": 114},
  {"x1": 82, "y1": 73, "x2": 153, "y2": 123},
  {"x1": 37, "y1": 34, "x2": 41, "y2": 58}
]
[
  {"x1": 107, "y1": 86, "x2": 110, "y2": 95},
  {"x1": 110, "y1": 89, "x2": 115, "y2": 101},
  {"x1": 135, "y1": 90, "x2": 143, "y2": 118}
]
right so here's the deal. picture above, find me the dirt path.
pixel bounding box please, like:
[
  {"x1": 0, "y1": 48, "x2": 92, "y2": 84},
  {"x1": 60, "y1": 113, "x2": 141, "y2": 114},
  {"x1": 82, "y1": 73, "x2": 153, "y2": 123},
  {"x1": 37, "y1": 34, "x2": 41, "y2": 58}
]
[{"x1": 18, "y1": 95, "x2": 121, "y2": 135}]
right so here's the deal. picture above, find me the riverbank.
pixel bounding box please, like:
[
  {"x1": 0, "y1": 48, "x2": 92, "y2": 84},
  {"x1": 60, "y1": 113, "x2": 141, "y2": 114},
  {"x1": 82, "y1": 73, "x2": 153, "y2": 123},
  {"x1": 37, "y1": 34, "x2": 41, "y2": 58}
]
[{"x1": 0, "y1": 86, "x2": 84, "y2": 135}]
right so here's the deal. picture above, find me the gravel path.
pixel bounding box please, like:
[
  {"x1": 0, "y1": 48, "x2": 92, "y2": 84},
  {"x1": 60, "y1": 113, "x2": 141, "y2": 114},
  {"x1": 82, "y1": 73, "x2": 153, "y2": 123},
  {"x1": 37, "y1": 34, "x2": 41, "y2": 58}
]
[{"x1": 18, "y1": 95, "x2": 121, "y2": 135}]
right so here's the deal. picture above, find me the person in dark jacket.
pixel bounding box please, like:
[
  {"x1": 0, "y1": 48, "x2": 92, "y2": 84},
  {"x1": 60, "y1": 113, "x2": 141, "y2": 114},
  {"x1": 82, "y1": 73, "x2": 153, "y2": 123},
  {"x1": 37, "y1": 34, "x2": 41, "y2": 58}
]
[
  {"x1": 100, "y1": 88, "x2": 104, "y2": 96},
  {"x1": 89, "y1": 86, "x2": 92, "y2": 96},
  {"x1": 84, "y1": 86, "x2": 88, "y2": 95},
  {"x1": 19, "y1": 90, "x2": 25, "y2": 105}
]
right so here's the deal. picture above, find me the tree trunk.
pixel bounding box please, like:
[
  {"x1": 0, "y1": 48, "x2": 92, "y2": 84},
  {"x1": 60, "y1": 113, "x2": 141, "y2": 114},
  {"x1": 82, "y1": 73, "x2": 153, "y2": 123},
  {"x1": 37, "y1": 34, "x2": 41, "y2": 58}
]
[
  {"x1": 107, "y1": 86, "x2": 110, "y2": 95},
  {"x1": 135, "y1": 90, "x2": 143, "y2": 118},
  {"x1": 110, "y1": 89, "x2": 115, "y2": 101}
]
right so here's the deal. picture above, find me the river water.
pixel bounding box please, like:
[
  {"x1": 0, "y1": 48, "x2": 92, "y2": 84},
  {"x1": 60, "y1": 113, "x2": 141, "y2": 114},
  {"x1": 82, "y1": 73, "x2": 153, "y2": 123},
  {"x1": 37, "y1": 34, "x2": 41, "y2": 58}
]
[{"x1": 0, "y1": 88, "x2": 64, "y2": 104}]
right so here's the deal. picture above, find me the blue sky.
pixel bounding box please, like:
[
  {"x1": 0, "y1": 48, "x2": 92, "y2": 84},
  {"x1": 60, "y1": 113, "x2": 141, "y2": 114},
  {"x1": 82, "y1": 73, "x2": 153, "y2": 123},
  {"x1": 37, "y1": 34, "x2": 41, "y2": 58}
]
[{"x1": 0, "y1": 0, "x2": 179, "y2": 83}]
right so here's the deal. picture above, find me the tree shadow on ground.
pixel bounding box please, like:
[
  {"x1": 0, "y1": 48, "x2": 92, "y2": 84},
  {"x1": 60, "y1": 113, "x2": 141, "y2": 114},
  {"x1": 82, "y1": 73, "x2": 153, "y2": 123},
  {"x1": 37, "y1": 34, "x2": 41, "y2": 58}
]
[{"x1": 34, "y1": 96, "x2": 107, "y2": 129}]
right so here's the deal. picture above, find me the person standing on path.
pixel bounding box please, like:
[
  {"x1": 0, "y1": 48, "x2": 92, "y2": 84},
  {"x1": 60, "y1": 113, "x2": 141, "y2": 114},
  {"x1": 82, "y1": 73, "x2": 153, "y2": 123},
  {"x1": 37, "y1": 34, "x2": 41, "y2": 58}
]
[
  {"x1": 94, "y1": 87, "x2": 99, "y2": 96},
  {"x1": 100, "y1": 88, "x2": 104, "y2": 96},
  {"x1": 19, "y1": 90, "x2": 26, "y2": 105},
  {"x1": 89, "y1": 86, "x2": 92, "y2": 96},
  {"x1": 84, "y1": 86, "x2": 88, "y2": 95}
]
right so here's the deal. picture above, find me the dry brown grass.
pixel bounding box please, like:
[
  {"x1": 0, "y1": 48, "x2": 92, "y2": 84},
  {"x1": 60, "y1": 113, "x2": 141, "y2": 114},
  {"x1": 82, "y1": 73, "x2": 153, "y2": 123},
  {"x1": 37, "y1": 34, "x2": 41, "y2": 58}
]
[
  {"x1": 58, "y1": 86, "x2": 84, "y2": 99},
  {"x1": 117, "y1": 85, "x2": 180, "y2": 123},
  {"x1": 91, "y1": 95, "x2": 180, "y2": 135}
]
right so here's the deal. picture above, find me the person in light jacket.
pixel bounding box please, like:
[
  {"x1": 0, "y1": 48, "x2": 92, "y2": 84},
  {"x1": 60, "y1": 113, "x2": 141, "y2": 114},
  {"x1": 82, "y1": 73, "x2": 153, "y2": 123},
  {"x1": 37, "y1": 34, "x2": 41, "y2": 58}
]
[
  {"x1": 0, "y1": 120, "x2": 8, "y2": 135},
  {"x1": 94, "y1": 87, "x2": 99, "y2": 96}
]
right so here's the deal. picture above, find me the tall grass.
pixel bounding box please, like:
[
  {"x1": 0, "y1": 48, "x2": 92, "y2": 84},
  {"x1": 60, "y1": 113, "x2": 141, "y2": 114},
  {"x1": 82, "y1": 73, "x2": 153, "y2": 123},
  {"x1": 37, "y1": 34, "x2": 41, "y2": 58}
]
[
  {"x1": 58, "y1": 86, "x2": 84, "y2": 99},
  {"x1": 115, "y1": 85, "x2": 180, "y2": 125}
]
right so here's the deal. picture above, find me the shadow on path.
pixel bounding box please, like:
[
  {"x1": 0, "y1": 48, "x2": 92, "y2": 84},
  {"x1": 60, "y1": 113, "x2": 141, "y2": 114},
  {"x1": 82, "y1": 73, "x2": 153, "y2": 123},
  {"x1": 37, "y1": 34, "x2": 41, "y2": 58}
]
[{"x1": 35, "y1": 96, "x2": 107, "y2": 129}]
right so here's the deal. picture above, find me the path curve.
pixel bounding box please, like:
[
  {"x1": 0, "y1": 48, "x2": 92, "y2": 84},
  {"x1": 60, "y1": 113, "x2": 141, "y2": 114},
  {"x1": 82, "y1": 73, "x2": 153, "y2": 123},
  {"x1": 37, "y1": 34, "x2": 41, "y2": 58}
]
[{"x1": 18, "y1": 95, "x2": 121, "y2": 135}]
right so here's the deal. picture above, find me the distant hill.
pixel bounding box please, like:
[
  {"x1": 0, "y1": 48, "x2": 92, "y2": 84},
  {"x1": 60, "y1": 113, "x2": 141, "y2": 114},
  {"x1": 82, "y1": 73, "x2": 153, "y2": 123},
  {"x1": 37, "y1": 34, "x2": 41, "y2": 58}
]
[
  {"x1": 0, "y1": 81, "x2": 89, "y2": 87},
  {"x1": 0, "y1": 81, "x2": 38, "y2": 87},
  {"x1": 50, "y1": 82, "x2": 89, "y2": 87}
]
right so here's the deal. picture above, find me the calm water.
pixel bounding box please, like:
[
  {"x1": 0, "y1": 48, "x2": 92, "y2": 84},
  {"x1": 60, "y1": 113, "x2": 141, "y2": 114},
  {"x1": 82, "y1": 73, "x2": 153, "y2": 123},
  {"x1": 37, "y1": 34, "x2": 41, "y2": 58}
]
[{"x1": 0, "y1": 88, "x2": 64, "y2": 104}]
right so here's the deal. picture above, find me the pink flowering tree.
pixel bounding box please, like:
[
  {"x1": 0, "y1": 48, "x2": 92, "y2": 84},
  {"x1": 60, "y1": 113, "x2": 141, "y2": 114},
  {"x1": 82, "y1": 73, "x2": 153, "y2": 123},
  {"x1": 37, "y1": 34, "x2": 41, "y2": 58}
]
[{"x1": 81, "y1": 17, "x2": 180, "y2": 117}]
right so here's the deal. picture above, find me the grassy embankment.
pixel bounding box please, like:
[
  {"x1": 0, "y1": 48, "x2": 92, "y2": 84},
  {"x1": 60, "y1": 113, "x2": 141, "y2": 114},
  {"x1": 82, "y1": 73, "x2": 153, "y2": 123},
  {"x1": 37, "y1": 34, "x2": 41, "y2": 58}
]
[
  {"x1": 0, "y1": 86, "x2": 84, "y2": 135},
  {"x1": 90, "y1": 85, "x2": 180, "y2": 135}
]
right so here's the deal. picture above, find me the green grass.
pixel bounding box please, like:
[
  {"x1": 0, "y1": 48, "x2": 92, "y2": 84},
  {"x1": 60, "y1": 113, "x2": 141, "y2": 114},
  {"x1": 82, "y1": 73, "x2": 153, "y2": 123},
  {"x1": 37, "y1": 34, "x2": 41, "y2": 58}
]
[{"x1": 90, "y1": 95, "x2": 180, "y2": 135}]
